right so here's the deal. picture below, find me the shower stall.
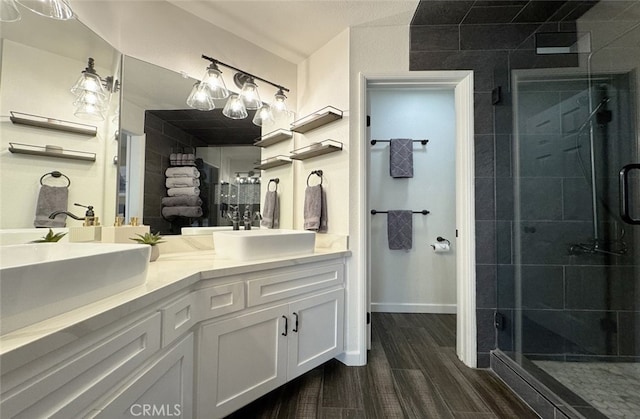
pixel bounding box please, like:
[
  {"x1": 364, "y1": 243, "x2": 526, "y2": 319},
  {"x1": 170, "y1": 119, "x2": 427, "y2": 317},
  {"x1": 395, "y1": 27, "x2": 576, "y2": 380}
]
[{"x1": 493, "y1": 4, "x2": 640, "y2": 418}]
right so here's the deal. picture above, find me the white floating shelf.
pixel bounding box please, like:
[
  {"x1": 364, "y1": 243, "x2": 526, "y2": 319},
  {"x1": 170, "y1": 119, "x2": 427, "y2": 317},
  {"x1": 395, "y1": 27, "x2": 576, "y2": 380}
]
[
  {"x1": 289, "y1": 139, "x2": 343, "y2": 161},
  {"x1": 9, "y1": 111, "x2": 97, "y2": 136},
  {"x1": 255, "y1": 155, "x2": 292, "y2": 170},
  {"x1": 290, "y1": 106, "x2": 343, "y2": 134},
  {"x1": 254, "y1": 129, "x2": 293, "y2": 147}
]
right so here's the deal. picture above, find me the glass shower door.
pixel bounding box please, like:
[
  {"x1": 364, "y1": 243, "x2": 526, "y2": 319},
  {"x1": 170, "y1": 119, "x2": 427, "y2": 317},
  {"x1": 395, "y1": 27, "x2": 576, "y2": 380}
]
[{"x1": 509, "y1": 66, "x2": 639, "y2": 417}]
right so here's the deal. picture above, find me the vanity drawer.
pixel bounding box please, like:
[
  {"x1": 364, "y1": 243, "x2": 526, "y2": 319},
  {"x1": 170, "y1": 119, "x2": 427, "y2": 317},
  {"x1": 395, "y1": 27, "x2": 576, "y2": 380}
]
[
  {"x1": 196, "y1": 281, "x2": 245, "y2": 322},
  {"x1": 160, "y1": 282, "x2": 245, "y2": 346},
  {"x1": 0, "y1": 312, "x2": 161, "y2": 419},
  {"x1": 247, "y1": 263, "x2": 344, "y2": 307}
]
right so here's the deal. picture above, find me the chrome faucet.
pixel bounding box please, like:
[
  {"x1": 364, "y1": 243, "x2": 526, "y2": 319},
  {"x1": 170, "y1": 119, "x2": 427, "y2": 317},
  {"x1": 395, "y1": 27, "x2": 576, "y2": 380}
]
[
  {"x1": 227, "y1": 205, "x2": 240, "y2": 230},
  {"x1": 243, "y1": 208, "x2": 252, "y2": 230}
]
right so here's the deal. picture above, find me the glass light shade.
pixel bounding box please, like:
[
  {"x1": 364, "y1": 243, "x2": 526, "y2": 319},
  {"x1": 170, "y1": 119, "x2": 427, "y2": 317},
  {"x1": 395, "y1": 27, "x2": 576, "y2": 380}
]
[
  {"x1": 239, "y1": 80, "x2": 261, "y2": 110},
  {"x1": 252, "y1": 104, "x2": 274, "y2": 127},
  {"x1": 201, "y1": 67, "x2": 229, "y2": 99},
  {"x1": 186, "y1": 82, "x2": 215, "y2": 111},
  {"x1": 73, "y1": 90, "x2": 107, "y2": 110},
  {"x1": 1, "y1": 0, "x2": 21, "y2": 22},
  {"x1": 272, "y1": 90, "x2": 289, "y2": 117},
  {"x1": 74, "y1": 103, "x2": 105, "y2": 121},
  {"x1": 70, "y1": 72, "x2": 106, "y2": 98},
  {"x1": 222, "y1": 94, "x2": 248, "y2": 119},
  {"x1": 16, "y1": 0, "x2": 74, "y2": 20}
]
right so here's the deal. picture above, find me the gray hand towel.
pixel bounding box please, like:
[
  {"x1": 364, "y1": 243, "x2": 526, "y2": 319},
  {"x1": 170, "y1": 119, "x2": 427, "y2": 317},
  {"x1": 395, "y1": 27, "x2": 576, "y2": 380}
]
[
  {"x1": 162, "y1": 206, "x2": 203, "y2": 218},
  {"x1": 390, "y1": 138, "x2": 414, "y2": 178},
  {"x1": 161, "y1": 195, "x2": 203, "y2": 207},
  {"x1": 34, "y1": 185, "x2": 69, "y2": 228},
  {"x1": 260, "y1": 190, "x2": 280, "y2": 229},
  {"x1": 304, "y1": 185, "x2": 327, "y2": 233},
  {"x1": 387, "y1": 210, "x2": 412, "y2": 250}
]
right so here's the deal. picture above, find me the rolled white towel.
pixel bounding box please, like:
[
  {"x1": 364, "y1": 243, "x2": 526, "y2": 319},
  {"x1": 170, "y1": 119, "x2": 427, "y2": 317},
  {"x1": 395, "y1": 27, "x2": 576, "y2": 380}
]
[
  {"x1": 166, "y1": 177, "x2": 200, "y2": 188},
  {"x1": 167, "y1": 186, "x2": 200, "y2": 196},
  {"x1": 166, "y1": 167, "x2": 199, "y2": 178}
]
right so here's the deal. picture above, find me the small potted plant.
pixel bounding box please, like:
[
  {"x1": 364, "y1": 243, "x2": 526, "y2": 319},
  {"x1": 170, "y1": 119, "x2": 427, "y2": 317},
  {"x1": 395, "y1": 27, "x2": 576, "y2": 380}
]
[
  {"x1": 130, "y1": 232, "x2": 165, "y2": 262},
  {"x1": 32, "y1": 228, "x2": 67, "y2": 243}
]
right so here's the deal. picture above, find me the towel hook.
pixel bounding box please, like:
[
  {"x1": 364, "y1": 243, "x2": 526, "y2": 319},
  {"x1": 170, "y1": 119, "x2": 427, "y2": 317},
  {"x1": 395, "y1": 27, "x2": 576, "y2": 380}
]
[
  {"x1": 306, "y1": 170, "x2": 323, "y2": 187},
  {"x1": 268, "y1": 178, "x2": 279, "y2": 192},
  {"x1": 40, "y1": 170, "x2": 71, "y2": 187}
]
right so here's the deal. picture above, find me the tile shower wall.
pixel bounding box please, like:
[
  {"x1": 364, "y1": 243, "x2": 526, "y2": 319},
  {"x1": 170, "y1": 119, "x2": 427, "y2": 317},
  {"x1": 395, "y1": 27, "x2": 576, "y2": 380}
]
[
  {"x1": 143, "y1": 111, "x2": 207, "y2": 234},
  {"x1": 410, "y1": 0, "x2": 596, "y2": 367}
]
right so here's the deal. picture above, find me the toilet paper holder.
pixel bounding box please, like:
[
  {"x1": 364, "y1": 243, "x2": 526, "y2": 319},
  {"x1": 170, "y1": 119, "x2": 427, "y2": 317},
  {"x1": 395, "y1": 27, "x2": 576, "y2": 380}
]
[{"x1": 436, "y1": 236, "x2": 450, "y2": 245}]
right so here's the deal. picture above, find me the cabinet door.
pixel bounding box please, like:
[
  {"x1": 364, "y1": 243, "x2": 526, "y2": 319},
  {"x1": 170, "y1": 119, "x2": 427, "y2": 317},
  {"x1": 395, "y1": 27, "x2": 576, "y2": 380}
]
[
  {"x1": 287, "y1": 289, "x2": 344, "y2": 379},
  {"x1": 92, "y1": 333, "x2": 193, "y2": 418},
  {"x1": 196, "y1": 305, "x2": 287, "y2": 418}
]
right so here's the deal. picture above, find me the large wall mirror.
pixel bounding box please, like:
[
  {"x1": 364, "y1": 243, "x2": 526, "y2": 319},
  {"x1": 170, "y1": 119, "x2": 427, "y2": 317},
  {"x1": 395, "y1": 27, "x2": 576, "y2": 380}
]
[
  {"x1": 120, "y1": 56, "x2": 291, "y2": 235},
  {"x1": 0, "y1": 10, "x2": 120, "y2": 229}
]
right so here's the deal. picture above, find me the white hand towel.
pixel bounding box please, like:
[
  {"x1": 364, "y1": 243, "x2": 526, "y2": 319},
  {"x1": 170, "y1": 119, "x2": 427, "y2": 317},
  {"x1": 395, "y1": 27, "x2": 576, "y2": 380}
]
[
  {"x1": 165, "y1": 167, "x2": 199, "y2": 178},
  {"x1": 166, "y1": 177, "x2": 200, "y2": 188}
]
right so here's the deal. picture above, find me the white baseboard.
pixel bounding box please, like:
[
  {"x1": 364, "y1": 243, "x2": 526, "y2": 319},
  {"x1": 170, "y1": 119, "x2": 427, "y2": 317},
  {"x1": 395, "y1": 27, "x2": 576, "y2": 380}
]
[
  {"x1": 371, "y1": 303, "x2": 457, "y2": 314},
  {"x1": 335, "y1": 350, "x2": 366, "y2": 366}
]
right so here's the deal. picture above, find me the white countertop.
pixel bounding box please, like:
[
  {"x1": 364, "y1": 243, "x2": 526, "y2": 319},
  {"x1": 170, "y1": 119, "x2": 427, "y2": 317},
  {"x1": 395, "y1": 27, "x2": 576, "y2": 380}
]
[{"x1": 0, "y1": 247, "x2": 350, "y2": 358}]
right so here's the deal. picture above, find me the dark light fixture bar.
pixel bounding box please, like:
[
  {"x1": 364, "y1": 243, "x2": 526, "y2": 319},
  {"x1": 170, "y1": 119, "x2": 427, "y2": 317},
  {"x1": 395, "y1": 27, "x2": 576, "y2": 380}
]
[
  {"x1": 370, "y1": 209, "x2": 430, "y2": 215},
  {"x1": 201, "y1": 54, "x2": 289, "y2": 93},
  {"x1": 370, "y1": 139, "x2": 429, "y2": 145}
]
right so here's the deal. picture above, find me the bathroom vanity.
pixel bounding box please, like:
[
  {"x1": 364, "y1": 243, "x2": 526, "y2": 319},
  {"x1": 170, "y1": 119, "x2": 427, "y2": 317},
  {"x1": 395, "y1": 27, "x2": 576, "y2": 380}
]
[{"x1": 0, "y1": 244, "x2": 349, "y2": 418}]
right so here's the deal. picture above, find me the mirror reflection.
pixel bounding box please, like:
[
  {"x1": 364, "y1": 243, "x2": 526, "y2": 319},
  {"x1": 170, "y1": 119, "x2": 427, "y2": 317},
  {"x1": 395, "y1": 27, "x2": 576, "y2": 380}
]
[
  {"x1": 119, "y1": 56, "x2": 263, "y2": 235},
  {"x1": 0, "y1": 9, "x2": 120, "y2": 229}
]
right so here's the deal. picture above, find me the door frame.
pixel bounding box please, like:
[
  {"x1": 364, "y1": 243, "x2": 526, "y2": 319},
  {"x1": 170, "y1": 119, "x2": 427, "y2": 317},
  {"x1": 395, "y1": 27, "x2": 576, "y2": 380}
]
[{"x1": 358, "y1": 71, "x2": 477, "y2": 368}]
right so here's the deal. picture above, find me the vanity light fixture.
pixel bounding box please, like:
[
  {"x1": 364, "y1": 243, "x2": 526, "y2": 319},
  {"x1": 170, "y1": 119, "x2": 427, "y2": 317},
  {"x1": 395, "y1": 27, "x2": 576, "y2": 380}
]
[
  {"x1": 187, "y1": 54, "x2": 290, "y2": 123},
  {"x1": 2, "y1": 0, "x2": 74, "y2": 22},
  {"x1": 71, "y1": 58, "x2": 119, "y2": 121}
]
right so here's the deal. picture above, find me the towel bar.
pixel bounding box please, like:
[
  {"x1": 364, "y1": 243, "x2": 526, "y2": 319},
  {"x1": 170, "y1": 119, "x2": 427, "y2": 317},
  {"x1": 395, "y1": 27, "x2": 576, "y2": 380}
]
[
  {"x1": 371, "y1": 209, "x2": 429, "y2": 215},
  {"x1": 370, "y1": 139, "x2": 428, "y2": 145}
]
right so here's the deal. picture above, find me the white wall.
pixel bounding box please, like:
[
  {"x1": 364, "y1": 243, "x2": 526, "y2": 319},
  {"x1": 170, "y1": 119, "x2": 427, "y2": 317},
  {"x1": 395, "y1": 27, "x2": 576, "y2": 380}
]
[
  {"x1": 294, "y1": 30, "x2": 350, "y2": 233},
  {"x1": 0, "y1": 40, "x2": 118, "y2": 228},
  {"x1": 369, "y1": 88, "x2": 456, "y2": 313}
]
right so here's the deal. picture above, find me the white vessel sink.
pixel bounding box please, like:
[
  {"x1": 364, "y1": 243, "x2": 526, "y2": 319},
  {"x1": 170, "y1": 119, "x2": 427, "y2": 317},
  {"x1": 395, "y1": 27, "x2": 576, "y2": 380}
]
[
  {"x1": 0, "y1": 243, "x2": 150, "y2": 335},
  {"x1": 213, "y1": 229, "x2": 316, "y2": 261}
]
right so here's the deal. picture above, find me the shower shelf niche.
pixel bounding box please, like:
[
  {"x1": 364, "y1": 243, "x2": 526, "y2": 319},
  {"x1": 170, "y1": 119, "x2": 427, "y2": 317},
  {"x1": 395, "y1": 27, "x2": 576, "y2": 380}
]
[
  {"x1": 289, "y1": 139, "x2": 343, "y2": 161},
  {"x1": 255, "y1": 155, "x2": 292, "y2": 170},
  {"x1": 253, "y1": 129, "x2": 293, "y2": 147},
  {"x1": 290, "y1": 106, "x2": 343, "y2": 134}
]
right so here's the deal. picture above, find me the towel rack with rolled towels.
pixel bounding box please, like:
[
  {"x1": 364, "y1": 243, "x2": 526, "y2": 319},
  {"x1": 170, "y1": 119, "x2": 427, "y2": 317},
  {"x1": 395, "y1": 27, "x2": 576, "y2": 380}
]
[
  {"x1": 268, "y1": 178, "x2": 279, "y2": 191},
  {"x1": 370, "y1": 139, "x2": 429, "y2": 145},
  {"x1": 371, "y1": 209, "x2": 430, "y2": 215},
  {"x1": 307, "y1": 170, "x2": 323, "y2": 186}
]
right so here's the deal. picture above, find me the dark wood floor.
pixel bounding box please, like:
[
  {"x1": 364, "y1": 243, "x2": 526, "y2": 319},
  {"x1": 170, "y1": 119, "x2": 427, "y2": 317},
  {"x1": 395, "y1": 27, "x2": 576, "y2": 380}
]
[{"x1": 226, "y1": 313, "x2": 538, "y2": 418}]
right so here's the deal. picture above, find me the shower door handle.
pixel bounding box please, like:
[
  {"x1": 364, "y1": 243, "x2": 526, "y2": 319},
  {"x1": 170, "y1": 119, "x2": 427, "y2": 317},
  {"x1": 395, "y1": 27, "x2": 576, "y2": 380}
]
[{"x1": 619, "y1": 163, "x2": 640, "y2": 225}]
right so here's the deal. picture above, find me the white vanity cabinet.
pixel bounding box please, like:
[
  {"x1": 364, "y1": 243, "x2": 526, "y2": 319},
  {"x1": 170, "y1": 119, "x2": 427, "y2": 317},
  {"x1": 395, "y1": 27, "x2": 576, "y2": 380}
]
[
  {"x1": 91, "y1": 333, "x2": 194, "y2": 418},
  {"x1": 0, "y1": 253, "x2": 348, "y2": 419},
  {"x1": 196, "y1": 288, "x2": 344, "y2": 418}
]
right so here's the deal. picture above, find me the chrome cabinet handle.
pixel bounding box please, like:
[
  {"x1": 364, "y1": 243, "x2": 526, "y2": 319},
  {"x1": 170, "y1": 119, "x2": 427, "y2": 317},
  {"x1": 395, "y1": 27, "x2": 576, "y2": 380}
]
[
  {"x1": 619, "y1": 163, "x2": 640, "y2": 225},
  {"x1": 282, "y1": 315, "x2": 288, "y2": 336},
  {"x1": 292, "y1": 312, "x2": 298, "y2": 333}
]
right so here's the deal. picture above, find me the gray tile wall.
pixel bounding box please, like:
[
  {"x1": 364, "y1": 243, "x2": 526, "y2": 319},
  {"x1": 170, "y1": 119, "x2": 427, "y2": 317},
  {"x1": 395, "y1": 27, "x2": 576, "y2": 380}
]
[
  {"x1": 143, "y1": 111, "x2": 207, "y2": 234},
  {"x1": 409, "y1": 0, "x2": 592, "y2": 367}
]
